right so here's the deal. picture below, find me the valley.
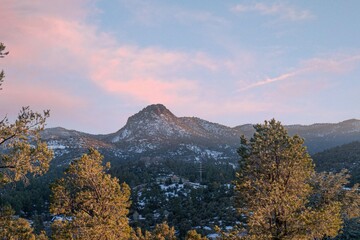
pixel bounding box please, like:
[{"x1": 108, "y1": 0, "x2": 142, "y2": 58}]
[{"x1": 2, "y1": 104, "x2": 360, "y2": 238}]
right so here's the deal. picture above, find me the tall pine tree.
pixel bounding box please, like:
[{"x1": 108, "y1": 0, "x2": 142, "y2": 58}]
[
  {"x1": 235, "y1": 119, "x2": 343, "y2": 239},
  {"x1": 50, "y1": 148, "x2": 131, "y2": 240}
]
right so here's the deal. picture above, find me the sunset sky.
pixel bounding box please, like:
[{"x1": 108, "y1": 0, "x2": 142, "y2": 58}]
[{"x1": 1, "y1": 0, "x2": 360, "y2": 134}]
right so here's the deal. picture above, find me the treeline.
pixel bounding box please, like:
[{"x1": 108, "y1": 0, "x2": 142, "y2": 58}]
[{"x1": 2, "y1": 119, "x2": 360, "y2": 239}]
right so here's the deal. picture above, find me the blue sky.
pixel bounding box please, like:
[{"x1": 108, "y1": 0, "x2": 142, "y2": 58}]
[{"x1": 1, "y1": 0, "x2": 360, "y2": 133}]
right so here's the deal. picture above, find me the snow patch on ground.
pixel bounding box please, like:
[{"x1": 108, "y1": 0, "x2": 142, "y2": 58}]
[{"x1": 47, "y1": 140, "x2": 67, "y2": 149}]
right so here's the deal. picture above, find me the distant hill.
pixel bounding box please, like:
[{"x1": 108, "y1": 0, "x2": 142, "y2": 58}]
[
  {"x1": 235, "y1": 119, "x2": 360, "y2": 153},
  {"x1": 286, "y1": 119, "x2": 360, "y2": 153},
  {"x1": 40, "y1": 104, "x2": 360, "y2": 167},
  {"x1": 312, "y1": 141, "x2": 360, "y2": 184}
]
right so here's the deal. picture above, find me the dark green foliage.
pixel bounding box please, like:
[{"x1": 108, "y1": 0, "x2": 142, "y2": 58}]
[
  {"x1": 110, "y1": 158, "x2": 236, "y2": 187},
  {"x1": 335, "y1": 218, "x2": 360, "y2": 239},
  {"x1": 126, "y1": 158, "x2": 236, "y2": 238},
  {"x1": 0, "y1": 162, "x2": 64, "y2": 215},
  {"x1": 169, "y1": 184, "x2": 235, "y2": 237},
  {"x1": 313, "y1": 141, "x2": 360, "y2": 185}
]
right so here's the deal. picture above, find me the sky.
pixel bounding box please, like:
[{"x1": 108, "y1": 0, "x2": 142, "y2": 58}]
[{"x1": 1, "y1": 0, "x2": 360, "y2": 134}]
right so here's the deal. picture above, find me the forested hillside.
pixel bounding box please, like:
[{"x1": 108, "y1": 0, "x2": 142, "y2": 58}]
[
  {"x1": 1, "y1": 117, "x2": 360, "y2": 239},
  {"x1": 313, "y1": 141, "x2": 360, "y2": 185}
]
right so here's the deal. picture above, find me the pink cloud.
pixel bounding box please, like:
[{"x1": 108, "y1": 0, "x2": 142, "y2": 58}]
[
  {"x1": 4, "y1": 84, "x2": 83, "y2": 105},
  {"x1": 87, "y1": 45, "x2": 233, "y2": 104},
  {"x1": 2, "y1": 1, "x2": 221, "y2": 109},
  {"x1": 101, "y1": 78, "x2": 198, "y2": 104},
  {"x1": 3, "y1": 0, "x2": 257, "y2": 132},
  {"x1": 1, "y1": 82, "x2": 87, "y2": 124}
]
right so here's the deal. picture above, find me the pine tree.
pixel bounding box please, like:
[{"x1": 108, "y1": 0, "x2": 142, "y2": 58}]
[
  {"x1": 0, "y1": 42, "x2": 9, "y2": 89},
  {"x1": 50, "y1": 148, "x2": 131, "y2": 240},
  {"x1": 130, "y1": 222, "x2": 177, "y2": 240},
  {"x1": 0, "y1": 107, "x2": 53, "y2": 185},
  {"x1": 0, "y1": 205, "x2": 36, "y2": 240},
  {"x1": 310, "y1": 170, "x2": 360, "y2": 239},
  {"x1": 235, "y1": 119, "x2": 343, "y2": 239},
  {"x1": 150, "y1": 222, "x2": 177, "y2": 240},
  {"x1": 130, "y1": 227, "x2": 152, "y2": 240},
  {"x1": 0, "y1": 43, "x2": 53, "y2": 186},
  {"x1": 185, "y1": 229, "x2": 208, "y2": 240}
]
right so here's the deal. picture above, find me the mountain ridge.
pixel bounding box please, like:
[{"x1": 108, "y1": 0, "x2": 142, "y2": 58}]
[
  {"x1": 41, "y1": 104, "x2": 360, "y2": 165},
  {"x1": 46, "y1": 104, "x2": 360, "y2": 140}
]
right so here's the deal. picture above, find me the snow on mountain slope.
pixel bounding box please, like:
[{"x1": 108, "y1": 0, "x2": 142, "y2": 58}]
[
  {"x1": 40, "y1": 104, "x2": 360, "y2": 165},
  {"x1": 108, "y1": 104, "x2": 239, "y2": 145},
  {"x1": 109, "y1": 104, "x2": 190, "y2": 143}
]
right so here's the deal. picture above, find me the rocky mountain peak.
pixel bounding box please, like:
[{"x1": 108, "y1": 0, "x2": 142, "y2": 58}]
[
  {"x1": 142, "y1": 104, "x2": 172, "y2": 116},
  {"x1": 110, "y1": 104, "x2": 185, "y2": 143},
  {"x1": 126, "y1": 104, "x2": 176, "y2": 124}
]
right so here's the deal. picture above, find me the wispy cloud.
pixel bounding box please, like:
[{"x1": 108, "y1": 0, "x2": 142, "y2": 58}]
[
  {"x1": 238, "y1": 71, "x2": 299, "y2": 91},
  {"x1": 231, "y1": 2, "x2": 314, "y2": 21},
  {"x1": 238, "y1": 54, "x2": 360, "y2": 92}
]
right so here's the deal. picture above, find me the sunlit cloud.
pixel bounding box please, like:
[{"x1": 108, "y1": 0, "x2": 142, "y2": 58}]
[
  {"x1": 100, "y1": 78, "x2": 198, "y2": 104},
  {"x1": 1, "y1": 0, "x2": 218, "y2": 105},
  {"x1": 88, "y1": 45, "x2": 230, "y2": 104},
  {"x1": 231, "y1": 2, "x2": 314, "y2": 21}
]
